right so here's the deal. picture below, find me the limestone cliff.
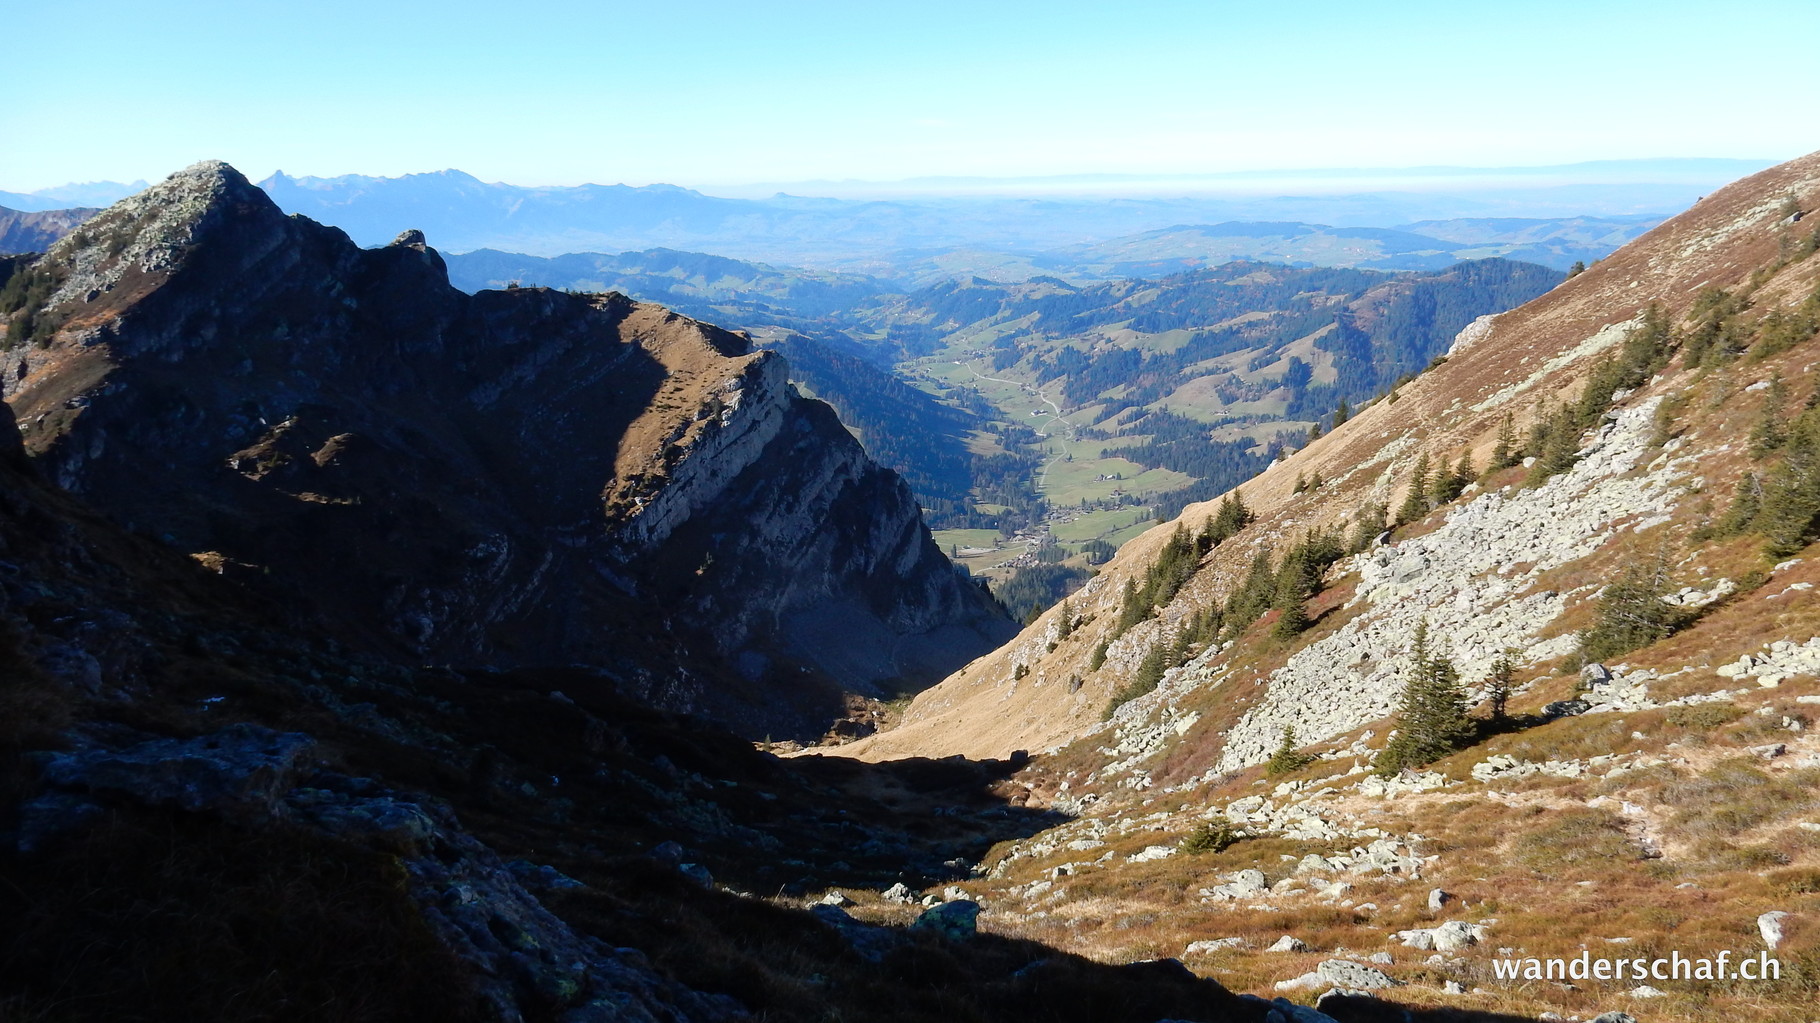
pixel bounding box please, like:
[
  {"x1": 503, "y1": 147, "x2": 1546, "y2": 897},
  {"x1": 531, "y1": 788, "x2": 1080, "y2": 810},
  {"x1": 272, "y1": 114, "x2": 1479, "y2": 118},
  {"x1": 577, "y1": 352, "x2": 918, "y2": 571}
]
[{"x1": 0, "y1": 161, "x2": 1012, "y2": 736}]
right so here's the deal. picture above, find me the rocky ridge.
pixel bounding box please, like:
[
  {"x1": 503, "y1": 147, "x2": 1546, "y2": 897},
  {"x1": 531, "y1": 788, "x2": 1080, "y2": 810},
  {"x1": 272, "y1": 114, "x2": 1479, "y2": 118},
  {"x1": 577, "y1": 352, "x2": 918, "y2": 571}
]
[{"x1": 0, "y1": 162, "x2": 1012, "y2": 736}]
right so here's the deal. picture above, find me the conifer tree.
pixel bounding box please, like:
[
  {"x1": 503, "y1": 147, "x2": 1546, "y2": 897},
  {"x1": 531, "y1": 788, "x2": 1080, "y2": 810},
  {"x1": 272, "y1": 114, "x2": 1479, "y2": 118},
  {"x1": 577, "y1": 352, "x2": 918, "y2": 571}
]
[
  {"x1": 1271, "y1": 547, "x2": 1312, "y2": 639},
  {"x1": 1374, "y1": 622, "x2": 1474, "y2": 776},
  {"x1": 1395, "y1": 452, "x2": 1432, "y2": 525},
  {"x1": 1714, "y1": 471, "x2": 1763, "y2": 538},
  {"x1": 1115, "y1": 578, "x2": 1145, "y2": 633},
  {"x1": 1527, "y1": 404, "x2": 1580, "y2": 484},
  {"x1": 1333, "y1": 397, "x2": 1351, "y2": 428},
  {"x1": 1224, "y1": 547, "x2": 1278, "y2": 634},
  {"x1": 1348, "y1": 501, "x2": 1388, "y2": 553},
  {"x1": 1750, "y1": 373, "x2": 1789, "y2": 458},
  {"x1": 1487, "y1": 413, "x2": 1518, "y2": 473},
  {"x1": 1429, "y1": 450, "x2": 1472, "y2": 505},
  {"x1": 1266, "y1": 725, "x2": 1315, "y2": 776},
  {"x1": 1484, "y1": 650, "x2": 1516, "y2": 726},
  {"x1": 1057, "y1": 597, "x2": 1074, "y2": 639},
  {"x1": 1578, "y1": 549, "x2": 1684, "y2": 661},
  {"x1": 1208, "y1": 490, "x2": 1254, "y2": 543}
]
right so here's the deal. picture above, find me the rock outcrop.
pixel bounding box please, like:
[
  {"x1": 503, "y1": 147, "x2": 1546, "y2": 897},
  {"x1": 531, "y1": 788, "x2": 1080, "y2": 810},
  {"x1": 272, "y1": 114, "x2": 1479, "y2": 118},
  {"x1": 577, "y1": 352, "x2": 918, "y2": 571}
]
[{"x1": 0, "y1": 162, "x2": 1011, "y2": 736}]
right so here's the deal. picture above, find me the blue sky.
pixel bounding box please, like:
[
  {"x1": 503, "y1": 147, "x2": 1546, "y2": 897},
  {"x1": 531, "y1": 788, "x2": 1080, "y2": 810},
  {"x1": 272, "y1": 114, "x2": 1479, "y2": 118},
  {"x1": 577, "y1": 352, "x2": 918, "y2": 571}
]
[{"x1": 4, "y1": 0, "x2": 1814, "y2": 193}]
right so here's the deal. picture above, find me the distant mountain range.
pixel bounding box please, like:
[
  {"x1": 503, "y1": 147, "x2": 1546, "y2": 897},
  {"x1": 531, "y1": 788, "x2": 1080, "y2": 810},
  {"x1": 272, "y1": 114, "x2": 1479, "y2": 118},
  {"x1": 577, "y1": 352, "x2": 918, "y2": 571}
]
[
  {"x1": 0, "y1": 205, "x2": 100, "y2": 255},
  {"x1": 252, "y1": 165, "x2": 1747, "y2": 271}
]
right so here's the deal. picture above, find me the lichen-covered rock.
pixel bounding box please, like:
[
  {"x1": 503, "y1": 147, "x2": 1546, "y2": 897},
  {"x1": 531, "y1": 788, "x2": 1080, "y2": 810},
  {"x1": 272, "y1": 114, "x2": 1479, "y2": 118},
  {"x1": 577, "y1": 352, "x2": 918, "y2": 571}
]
[
  {"x1": 1314, "y1": 959, "x2": 1403, "y2": 989},
  {"x1": 912, "y1": 899, "x2": 980, "y2": 940}
]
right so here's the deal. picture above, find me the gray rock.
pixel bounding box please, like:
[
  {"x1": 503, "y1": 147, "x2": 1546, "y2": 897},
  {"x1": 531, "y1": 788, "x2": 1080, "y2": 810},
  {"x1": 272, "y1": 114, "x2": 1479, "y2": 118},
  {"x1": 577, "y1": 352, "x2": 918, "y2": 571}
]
[
  {"x1": 881, "y1": 882, "x2": 916, "y2": 903},
  {"x1": 39, "y1": 724, "x2": 316, "y2": 814},
  {"x1": 1315, "y1": 959, "x2": 1403, "y2": 989},
  {"x1": 678, "y1": 862, "x2": 714, "y2": 889},
  {"x1": 1759, "y1": 910, "x2": 1791, "y2": 949},
  {"x1": 912, "y1": 899, "x2": 980, "y2": 940},
  {"x1": 290, "y1": 791, "x2": 439, "y2": 851},
  {"x1": 1542, "y1": 698, "x2": 1591, "y2": 719},
  {"x1": 1427, "y1": 888, "x2": 1452, "y2": 912},
  {"x1": 1443, "y1": 980, "x2": 1466, "y2": 995},
  {"x1": 1267, "y1": 934, "x2": 1309, "y2": 952},
  {"x1": 1590, "y1": 1013, "x2": 1638, "y2": 1023},
  {"x1": 809, "y1": 904, "x2": 900, "y2": 963},
  {"x1": 1230, "y1": 868, "x2": 1268, "y2": 892},
  {"x1": 504, "y1": 860, "x2": 586, "y2": 892},
  {"x1": 1391, "y1": 552, "x2": 1429, "y2": 583}
]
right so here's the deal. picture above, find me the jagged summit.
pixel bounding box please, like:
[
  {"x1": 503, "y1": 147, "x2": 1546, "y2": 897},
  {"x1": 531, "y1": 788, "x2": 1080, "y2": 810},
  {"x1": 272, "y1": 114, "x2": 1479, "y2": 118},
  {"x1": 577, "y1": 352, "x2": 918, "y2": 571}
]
[{"x1": 0, "y1": 167, "x2": 1011, "y2": 736}]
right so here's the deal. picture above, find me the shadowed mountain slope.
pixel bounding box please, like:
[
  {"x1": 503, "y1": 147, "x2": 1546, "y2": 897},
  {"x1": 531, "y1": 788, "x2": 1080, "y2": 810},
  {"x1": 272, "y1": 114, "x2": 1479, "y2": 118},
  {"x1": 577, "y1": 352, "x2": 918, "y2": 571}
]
[{"x1": 0, "y1": 162, "x2": 1012, "y2": 738}]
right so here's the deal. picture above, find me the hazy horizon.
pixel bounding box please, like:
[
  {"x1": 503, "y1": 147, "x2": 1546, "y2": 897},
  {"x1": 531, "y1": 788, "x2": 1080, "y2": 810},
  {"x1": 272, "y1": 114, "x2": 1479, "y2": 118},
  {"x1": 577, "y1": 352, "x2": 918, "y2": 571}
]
[
  {"x1": 5, "y1": 0, "x2": 1815, "y2": 195},
  {"x1": 0, "y1": 155, "x2": 1784, "y2": 210}
]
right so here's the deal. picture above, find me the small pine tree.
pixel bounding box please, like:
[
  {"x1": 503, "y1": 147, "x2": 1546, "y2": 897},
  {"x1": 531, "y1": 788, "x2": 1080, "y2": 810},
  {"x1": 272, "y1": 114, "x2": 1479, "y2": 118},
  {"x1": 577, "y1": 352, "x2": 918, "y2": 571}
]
[
  {"x1": 1756, "y1": 406, "x2": 1820, "y2": 555},
  {"x1": 1374, "y1": 622, "x2": 1475, "y2": 776},
  {"x1": 1750, "y1": 373, "x2": 1789, "y2": 459},
  {"x1": 1179, "y1": 819, "x2": 1238, "y2": 854},
  {"x1": 1223, "y1": 547, "x2": 1279, "y2": 635},
  {"x1": 1208, "y1": 490, "x2": 1254, "y2": 543},
  {"x1": 1115, "y1": 578, "x2": 1146, "y2": 634},
  {"x1": 1484, "y1": 649, "x2": 1516, "y2": 725},
  {"x1": 1271, "y1": 549, "x2": 1312, "y2": 639},
  {"x1": 1266, "y1": 725, "x2": 1315, "y2": 776},
  {"x1": 1486, "y1": 413, "x2": 1518, "y2": 473},
  {"x1": 1348, "y1": 501, "x2": 1388, "y2": 553},
  {"x1": 1057, "y1": 597, "x2": 1074, "y2": 639},
  {"x1": 1526, "y1": 404, "x2": 1580, "y2": 484},
  {"x1": 1195, "y1": 515, "x2": 1218, "y2": 555},
  {"x1": 1710, "y1": 470, "x2": 1761, "y2": 538},
  {"x1": 1089, "y1": 639, "x2": 1109, "y2": 671},
  {"x1": 1578, "y1": 550, "x2": 1685, "y2": 662},
  {"x1": 1428, "y1": 450, "x2": 1472, "y2": 506},
  {"x1": 1395, "y1": 452, "x2": 1432, "y2": 525},
  {"x1": 1105, "y1": 646, "x2": 1167, "y2": 719},
  {"x1": 1333, "y1": 397, "x2": 1351, "y2": 428}
]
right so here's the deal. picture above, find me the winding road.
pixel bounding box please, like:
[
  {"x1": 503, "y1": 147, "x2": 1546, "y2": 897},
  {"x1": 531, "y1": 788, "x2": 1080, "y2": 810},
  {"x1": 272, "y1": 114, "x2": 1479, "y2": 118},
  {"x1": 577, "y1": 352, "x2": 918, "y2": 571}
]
[{"x1": 958, "y1": 360, "x2": 1080, "y2": 490}]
